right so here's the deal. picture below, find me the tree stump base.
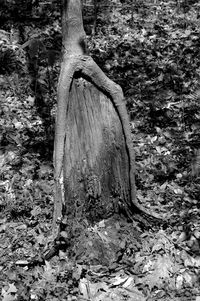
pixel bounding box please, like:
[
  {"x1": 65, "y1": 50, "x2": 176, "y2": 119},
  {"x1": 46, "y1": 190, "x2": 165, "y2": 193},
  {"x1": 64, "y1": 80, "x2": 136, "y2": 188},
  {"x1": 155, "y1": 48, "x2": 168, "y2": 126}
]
[
  {"x1": 63, "y1": 78, "x2": 132, "y2": 222},
  {"x1": 64, "y1": 215, "x2": 142, "y2": 266}
]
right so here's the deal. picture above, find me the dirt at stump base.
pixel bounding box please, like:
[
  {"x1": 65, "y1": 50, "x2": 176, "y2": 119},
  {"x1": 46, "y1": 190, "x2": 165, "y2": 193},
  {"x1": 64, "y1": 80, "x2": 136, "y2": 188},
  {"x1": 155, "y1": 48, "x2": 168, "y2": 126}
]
[{"x1": 67, "y1": 215, "x2": 142, "y2": 266}]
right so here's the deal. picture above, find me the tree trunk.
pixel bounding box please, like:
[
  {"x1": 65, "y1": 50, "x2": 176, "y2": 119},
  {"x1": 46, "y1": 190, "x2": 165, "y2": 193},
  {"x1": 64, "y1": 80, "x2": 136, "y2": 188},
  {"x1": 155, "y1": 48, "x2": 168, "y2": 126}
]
[
  {"x1": 64, "y1": 78, "x2": 131, "y2": 222},
  {"x1": 52, "y1": 0, "x2": 158, "y2": 243}
]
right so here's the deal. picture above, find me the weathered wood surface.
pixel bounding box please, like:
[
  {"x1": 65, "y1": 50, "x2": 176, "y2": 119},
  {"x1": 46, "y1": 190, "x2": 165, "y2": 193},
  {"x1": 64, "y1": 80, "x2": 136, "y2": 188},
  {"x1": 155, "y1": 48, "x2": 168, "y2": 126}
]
[{"x1": 63, "y1": 78, "x2": 131, "y2": 221}]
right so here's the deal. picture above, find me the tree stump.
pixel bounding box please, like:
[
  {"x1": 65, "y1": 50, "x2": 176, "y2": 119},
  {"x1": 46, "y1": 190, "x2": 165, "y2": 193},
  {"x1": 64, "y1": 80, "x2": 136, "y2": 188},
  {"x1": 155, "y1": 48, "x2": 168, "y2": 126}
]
[{"x1": 64, "y1": 78, "x2": 131, "y2": 222}]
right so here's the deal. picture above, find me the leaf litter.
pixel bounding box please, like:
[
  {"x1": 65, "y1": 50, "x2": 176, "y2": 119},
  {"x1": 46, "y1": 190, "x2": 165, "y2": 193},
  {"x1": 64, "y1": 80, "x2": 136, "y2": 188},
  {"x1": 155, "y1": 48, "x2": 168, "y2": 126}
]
[
  {"x1": 1, "y1": 115, "x2": 200, "y2": 301},
  {"x1": 1, "y1": 4, "x2": 200, "y2": 299}
]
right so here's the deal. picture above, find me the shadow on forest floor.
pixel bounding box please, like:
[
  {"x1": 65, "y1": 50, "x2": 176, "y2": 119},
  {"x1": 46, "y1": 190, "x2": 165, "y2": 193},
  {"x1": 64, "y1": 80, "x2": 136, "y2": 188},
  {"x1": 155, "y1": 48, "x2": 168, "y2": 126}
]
[{"x1": 0, "y1": 141, "x2": 200, "y2": 301}]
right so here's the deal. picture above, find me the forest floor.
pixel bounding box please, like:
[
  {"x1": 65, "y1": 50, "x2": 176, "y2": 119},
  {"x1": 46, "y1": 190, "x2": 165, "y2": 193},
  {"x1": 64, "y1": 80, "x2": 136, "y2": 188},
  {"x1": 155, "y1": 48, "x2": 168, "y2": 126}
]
[
  {"x1": 1, "y1": 1, "x2": 200, "y2": 299},
  {"x1": 1, "y1": 90, "x2": 200, "y2": 301}
]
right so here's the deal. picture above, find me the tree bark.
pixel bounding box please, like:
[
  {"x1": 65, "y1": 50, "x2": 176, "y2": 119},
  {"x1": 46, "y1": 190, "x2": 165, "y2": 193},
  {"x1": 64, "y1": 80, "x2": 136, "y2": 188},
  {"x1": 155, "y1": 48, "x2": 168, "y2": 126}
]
[
  {"x1": 63, "y1": 78, "x2": 131, "y2": 222},
  {"x1": 53, "y1": 0, "x2": 159, "y2": 241}
]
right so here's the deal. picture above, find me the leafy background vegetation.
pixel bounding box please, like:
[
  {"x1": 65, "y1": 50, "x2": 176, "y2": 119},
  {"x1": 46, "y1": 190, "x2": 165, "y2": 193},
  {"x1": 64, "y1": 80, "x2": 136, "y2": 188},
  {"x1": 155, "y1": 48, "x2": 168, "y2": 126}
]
[{"x1": 0, "y1": 0, "x2": 200, "y2": 300}]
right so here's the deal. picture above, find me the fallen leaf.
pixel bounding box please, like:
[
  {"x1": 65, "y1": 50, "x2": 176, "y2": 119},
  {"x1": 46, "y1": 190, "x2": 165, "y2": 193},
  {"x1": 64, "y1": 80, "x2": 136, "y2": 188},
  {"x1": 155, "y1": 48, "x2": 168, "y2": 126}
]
[
  {"x1": 2, "y1": 283, "x2": 18, "y2": 301},
  {"x1": 177, "y1": 232, "x2": 187, "y2": 243},
  {"x1": 7, "y1": 284, "x2": 17, "y2": 294},
  {"x1": 193, "y1": 230, "x2": 200, "y2": 239},
  {"x1": 36, "y1": 234, "x2": 45, "y2": 246},
  {"x1": 122, "y1": 276, "x2": 135, "y2": 288},
  {"x1": 142, "y1": 254, "x2": 175, "y2": 290},
  {"x1": 182, "y1": 271, "x2": 193, "y2": 287},
  {"x1": 2, "y1": 294, "x2": 16, "y2": 301},
  {"x1": 79, "y1": 278, "x2": 88, "y2": 299},
  {"x1": 143, "y1": 259, "x2": 153, "y2": 272},
  {"x1": 152, "y1": 242, "x2": 164, "y2": 253},
  {"x1": 43, "y1": 261, "x2": 54, "y2": 281},
  {"x1": 98, "y1": 220, "x2": 105, "y2": 228},
  {"x1": 15, "y1": 260, "x2": 29, "y2": 266},
  {"x1": 174, "y1": 188, "x2": 182, "y2": 195},
  {"x1": 0, "y1": 218, "x2": 7, "y2": 224},
  {"x1": 110, "y1": 275, "x2": 129, "y2": 287},
  {"x1": 89, "y1": 282, "x2": 108, "y2": 297},
  {"x1": 31, "y1": 206, "x2": 41, "y2": 217},
  {"x1": 118, "y1": 287, "x2": 146, "y2": 301},
  {"x1": 176, "y1": 275, "x2": 183, "y2": 289},
  {"x1": 0, "y1": 224, "x2": 6, "y2": 233},
  {"x1": 26, "y1": 95, "x2": 35, "y2": 105},
  {"x1": 184, "y1": 256, "x2": 200, "y2": 267}
]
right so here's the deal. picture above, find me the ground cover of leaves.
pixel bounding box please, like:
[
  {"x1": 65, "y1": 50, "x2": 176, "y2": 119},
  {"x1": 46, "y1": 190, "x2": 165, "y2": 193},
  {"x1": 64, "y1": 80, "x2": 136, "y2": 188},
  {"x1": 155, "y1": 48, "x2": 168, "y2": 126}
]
[
  {"x1": 1, "y1": 91, "x2": 200, "y2": 301},
  {"x1": 1, "y1": 1, "x2": 200, "y2": 298}
]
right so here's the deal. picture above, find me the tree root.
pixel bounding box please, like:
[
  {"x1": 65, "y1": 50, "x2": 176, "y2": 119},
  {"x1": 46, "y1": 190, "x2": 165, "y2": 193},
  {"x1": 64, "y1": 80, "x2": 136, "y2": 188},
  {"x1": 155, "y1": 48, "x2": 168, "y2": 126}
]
[{"x1": 54, "y1": 54, "x2": 166, "y2": 225}]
